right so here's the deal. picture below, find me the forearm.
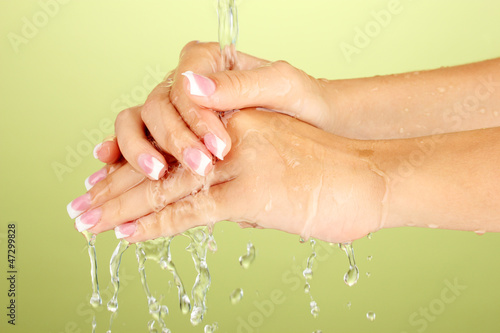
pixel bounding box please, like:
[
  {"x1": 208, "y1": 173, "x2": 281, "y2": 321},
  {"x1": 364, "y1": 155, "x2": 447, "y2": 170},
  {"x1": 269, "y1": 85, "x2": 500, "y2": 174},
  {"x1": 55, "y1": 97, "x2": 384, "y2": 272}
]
[
  {"x1": 371, "y1": 127, "x2": 500, "y2": 232},
  {"x1": 329, "y1": 58, "x2": 500, "y2": 139}
]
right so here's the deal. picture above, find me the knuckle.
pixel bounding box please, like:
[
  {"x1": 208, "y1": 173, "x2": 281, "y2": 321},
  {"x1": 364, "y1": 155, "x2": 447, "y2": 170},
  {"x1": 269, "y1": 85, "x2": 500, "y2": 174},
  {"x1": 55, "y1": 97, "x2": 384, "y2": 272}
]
[
  {"x1": 141, "y1": 96, "x2": 164, "y2": 123},
  {"x1": 180, "y1": 40, "x2": 199, "y2": 56},
  {"x1": 115, "y1": 107, "x2": 134, "y2": 128}
]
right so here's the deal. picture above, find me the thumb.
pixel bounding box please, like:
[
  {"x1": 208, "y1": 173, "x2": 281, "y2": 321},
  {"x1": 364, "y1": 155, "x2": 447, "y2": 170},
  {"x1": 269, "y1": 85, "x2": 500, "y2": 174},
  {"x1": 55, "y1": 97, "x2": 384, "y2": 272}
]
[{"x1": 182, "y1": 61, "x2": 318, "y2": 118}]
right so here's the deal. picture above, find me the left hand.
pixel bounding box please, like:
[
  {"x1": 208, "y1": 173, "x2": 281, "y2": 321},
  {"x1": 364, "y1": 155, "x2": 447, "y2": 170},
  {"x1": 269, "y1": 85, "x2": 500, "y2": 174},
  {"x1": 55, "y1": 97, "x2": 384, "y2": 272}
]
[{"x1": 68, "y1": 109, "x2": 387, "y2": 244}]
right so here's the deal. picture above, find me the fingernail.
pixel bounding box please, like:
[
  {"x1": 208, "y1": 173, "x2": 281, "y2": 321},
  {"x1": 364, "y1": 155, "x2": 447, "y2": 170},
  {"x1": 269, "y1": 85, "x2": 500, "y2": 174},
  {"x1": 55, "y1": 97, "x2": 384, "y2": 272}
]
[
  {"x1": 115, "y1": 222, "x2": 136, "y2": 239},
  {"x1": 85, "y1": 169, "x2": 107, "y2": 190},
  {"x1": 138, "y1": 154, "x2": 165, "y2": 180},
  {"x1": 204, "y1": 133, "x2": 226, "y2": 160},
  {"x1": 93, "y1": 142, "x2": 103, "y2": 159},
  {"x1": 182, "y1": 71, "x2": 216, "y2": 97},
  {"x1": 75, "y1": 208, "x2": 101, "y2": 232},
  {"x1": 184, "y1": 148, "x2": 212, "y2": 176},
  {"x1": 67, "y1": 193, "x2": 91, "y2": 219}
]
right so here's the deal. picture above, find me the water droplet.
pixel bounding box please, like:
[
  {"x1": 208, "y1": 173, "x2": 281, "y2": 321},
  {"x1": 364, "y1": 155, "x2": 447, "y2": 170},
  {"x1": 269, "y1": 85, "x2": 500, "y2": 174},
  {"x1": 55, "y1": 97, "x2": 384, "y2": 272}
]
[
  {"x1": 160, "y1": 305, "x2": 169, "y2": 319},
  {"x1": 344, "y1": 266, "x2": 360, "y2": 287},
  {"x1": 346, "y1": 301, "x2": 352, "y2": 310},
  {"x1": 299, "y1": 237, "x2": 306, "y2": 243},
  {"x1": 367, "y1": 255, "x2": 373, "y2": 261},
  {"x1": 204, "y1": 322, "x2": 219, "y2": 333},
  {"x1": 190, "y1": 306, "x2": 204, "y2": 326},
  {"x1": 239, "y1": 242, "x2": 256, "y2": 269},
  {"x1": 303, "y1": 268, "x2": 313, "y2": 280},
  {"x1": 304, "y1": 283, "x2": 311, "y2": 294},
  {"x1": 310, "y1": 301, "x2": 320, "y2": 318},
  {"x1": 180, "y1": 294, "x2": 191, "y2": 315},
  {"x1": 428, "y1": 224, "x2": 438, "y2": 229},
  {"x1": 366, "y1": 272, "x2": 371, "y2": 278},
  {"x1": 366, "y1": 311, "x2": 376, "y2": 321},
  {"x1": 339, "y1": 243, "x2": 359, "y2": 287},
  {"x1": 475, "y1": 230, "x2": 486, "y2": 236},
  {"x1": 312, "y1": 330, "x2": 322, "y2": 333},
  {"x1": 230, "y1": 288, "x2": 243, "y2": 304},
  {"x1": 367, "y1": 233, "x2": 373, "y2": 240}
]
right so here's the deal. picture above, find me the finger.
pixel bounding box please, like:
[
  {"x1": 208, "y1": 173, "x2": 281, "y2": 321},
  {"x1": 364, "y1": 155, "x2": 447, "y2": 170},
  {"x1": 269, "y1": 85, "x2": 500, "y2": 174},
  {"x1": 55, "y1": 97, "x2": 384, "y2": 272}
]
[
  {"x1": 115, "y1": 105, "x2": 168, "y2": 180},
  {"x1": 69, "y1": 161, "x2": 146, "y2": 223},
  {"x1": 167, "y1": 41, "x2": 266, "y2": 161},
  {"x1": 93, "y1": 137, "x2": 121, "y2": 164},
  {"x1": 115, "y1": 184, "x2": 231, "y2": 242},
  {"x1": 142, "y1": 84, "x2": 214, "y2": 177},
  {"x1": 183, "y1": 61, "x2": 327, "y2": 125},
  {"x1": 66, "y1": 160, "x2": 127, "y2": 219},
  {"x1": 82, "y1": 160, "x2": 236, "y2": 234},
  {"x1": 88, "y1": 162, "x2": 147, "y2": 207},
  {"x1": 83, "y1": 159, "x2": 125, "y2": 191}
]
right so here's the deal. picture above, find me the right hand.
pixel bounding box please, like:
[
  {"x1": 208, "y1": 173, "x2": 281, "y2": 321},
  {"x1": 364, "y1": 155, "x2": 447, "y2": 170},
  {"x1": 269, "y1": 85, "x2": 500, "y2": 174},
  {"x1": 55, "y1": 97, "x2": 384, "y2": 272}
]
[{"x1": 101, "y1": 42, "x2": 338, "y2": 180}]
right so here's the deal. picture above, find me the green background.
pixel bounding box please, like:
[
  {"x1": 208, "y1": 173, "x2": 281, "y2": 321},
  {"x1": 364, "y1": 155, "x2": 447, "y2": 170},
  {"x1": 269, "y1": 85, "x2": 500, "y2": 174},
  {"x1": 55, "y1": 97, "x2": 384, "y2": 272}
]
[{"x1": 1, "y1": 0, "x2": 500, "y2": 332}]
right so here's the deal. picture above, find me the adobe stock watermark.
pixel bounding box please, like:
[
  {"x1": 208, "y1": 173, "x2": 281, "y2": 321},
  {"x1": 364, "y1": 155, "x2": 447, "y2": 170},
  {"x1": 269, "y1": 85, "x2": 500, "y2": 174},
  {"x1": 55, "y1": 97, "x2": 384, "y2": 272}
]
[
  {"x1": 389, "y1": 73, "x2": 500, "y2": 183},
  {"x1": 402, "y1": 278, "x2": 467, "y2": 333},
  {"x1": 236, "y1": 241, "x2": 336, "y2": 333},
  {"x1": 7, "y1": 0, "x2": 73, "y2": 54},
  {"x1": 339, "y1": 0, "x2": 414, "y2": 63},
  {"x1": 52, "y1": 65, "x2": 165, "y2": 182}
]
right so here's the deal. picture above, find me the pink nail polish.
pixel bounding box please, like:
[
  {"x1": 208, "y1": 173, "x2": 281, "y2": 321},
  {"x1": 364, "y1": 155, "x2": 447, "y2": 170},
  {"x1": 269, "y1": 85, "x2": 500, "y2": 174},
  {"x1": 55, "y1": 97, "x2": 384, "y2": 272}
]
[
  {"x1": 115, "y1": 222, "x2": 136, "y2": 239},
  {"x1": 204, "y1": 133, "x2": 227, "y2": 160},
  {"x1": 75, "y1": 208, "x2": 101, "y2": 232},
  {"x1": 184, "y1": 148, "x2": 212, "y2": 176},
  {"x1": 138, "y1": 154, "x2": 165, "y2": 180},
  {"x1": 93, "y1": 142, "x2": 103, "y2": 159},
  {"x1": 85, "y1": 169, "x2": 107, "y2": 190},
  {"x1": 67, "y1": 193, "x2": 91, "y2": 219},
  {"x1": 182, "y1": 71, "x2": 216, "y2": 97}
]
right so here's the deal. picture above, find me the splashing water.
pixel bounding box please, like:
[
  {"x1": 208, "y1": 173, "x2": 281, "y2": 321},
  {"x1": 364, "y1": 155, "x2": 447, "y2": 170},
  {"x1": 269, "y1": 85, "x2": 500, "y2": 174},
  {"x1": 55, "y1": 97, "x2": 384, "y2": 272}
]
[
  {"x1": 83, "y1": 231, "x2": 102, "y2": 308},
  {"x1": 339, "y1": 243, "x2": 359, "y2": 287},
  {"x1": 303, "y1": 239, "x2": 319, "y2": 318},
  {"x1": 239, "y1": 242, "x2": 256, "y2": 269},
  {"x1": 204, "y1": 322, "x2": 219, "y2": 333},
  {"x1": 107, "y1": 239, "x2": 129, "y2": 332},
  {"x1": 184, "y1": 228, "x2": 212, "y2": 326},
  {"x1": 159, "y1": 238, "x2": 192, "y2": 315},
  {"x1": 135, "y1": 239, "x2": 171, "y2": 332}
]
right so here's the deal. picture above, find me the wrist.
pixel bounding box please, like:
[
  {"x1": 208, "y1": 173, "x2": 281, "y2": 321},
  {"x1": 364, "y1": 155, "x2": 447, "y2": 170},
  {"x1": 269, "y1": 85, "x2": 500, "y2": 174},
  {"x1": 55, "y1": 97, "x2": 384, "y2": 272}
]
[{"x1": 310, "y1": 136, "x2": 391, "y2": 243}]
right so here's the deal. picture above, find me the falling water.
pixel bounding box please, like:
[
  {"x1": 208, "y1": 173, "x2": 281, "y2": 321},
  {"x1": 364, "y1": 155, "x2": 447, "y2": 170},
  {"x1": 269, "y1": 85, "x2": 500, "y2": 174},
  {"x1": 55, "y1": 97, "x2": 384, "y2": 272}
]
[
  {"x1": 339, "y1": 243, "x2": 359, "y2": 287},
  {"x1": 303, "y1": 239, "x2": 319, "y2": 318},
  {"x1": 106, "y1": 239, "x2": 129, "y2": 332}
]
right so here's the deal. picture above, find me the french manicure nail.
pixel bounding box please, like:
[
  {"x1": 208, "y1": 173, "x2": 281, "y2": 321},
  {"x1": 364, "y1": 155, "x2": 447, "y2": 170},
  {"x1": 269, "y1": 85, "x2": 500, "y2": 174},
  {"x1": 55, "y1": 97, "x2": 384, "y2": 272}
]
[
  {"x1": 138, "y1": 154, "x2": 165, "y2": 180},
  {"x1": 85, "y1": 168, "x2": 108, "y2": 190},
  {"x1": 67, "y1": 193, "x2": 91, "y2": 219},
  {"x1": 184, "y1": 148, "x2": 212, "y2": 176},
  {"x1": 182, "y1": 71, "x2": 216, "y2": 97},
  {"x1": 115, "y1": 222, "x2": 136, "y2": 239},
  {"x1": 93, "y1": 142, "x2": 103, "y2": 159},
  {"x1": 204, "y1": 133, "x2": 226, "y2": 160},
  {"x1": 75, "y1": 209, "x2": 101, "y2": 232}
]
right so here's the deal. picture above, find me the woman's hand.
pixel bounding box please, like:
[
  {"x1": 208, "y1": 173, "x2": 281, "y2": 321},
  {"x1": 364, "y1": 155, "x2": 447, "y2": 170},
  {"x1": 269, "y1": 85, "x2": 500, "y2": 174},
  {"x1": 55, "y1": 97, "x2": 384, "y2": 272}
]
[
  {"x1": 69, "y1": 109, "x2": 387, "y2": 244},
  {"x1": 109, "y1": 41, "x2": 339, "y2": 180}
]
